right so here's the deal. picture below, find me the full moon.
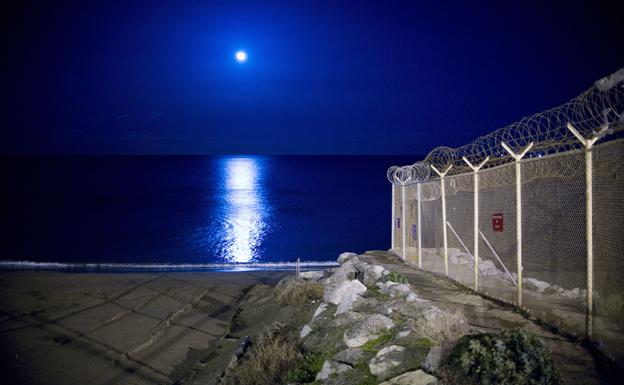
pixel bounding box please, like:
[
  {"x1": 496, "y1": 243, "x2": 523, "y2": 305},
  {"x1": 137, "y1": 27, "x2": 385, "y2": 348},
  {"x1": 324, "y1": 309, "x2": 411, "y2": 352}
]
[{"x1": 235, "y1": 50, "x2": 247, "y2": 63}]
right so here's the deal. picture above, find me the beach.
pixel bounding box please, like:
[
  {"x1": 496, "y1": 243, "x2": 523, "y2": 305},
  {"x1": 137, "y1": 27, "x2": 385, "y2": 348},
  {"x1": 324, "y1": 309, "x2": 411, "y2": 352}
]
[{"x1": 0, "y1": 270, "x2": 295, "y2": 385}]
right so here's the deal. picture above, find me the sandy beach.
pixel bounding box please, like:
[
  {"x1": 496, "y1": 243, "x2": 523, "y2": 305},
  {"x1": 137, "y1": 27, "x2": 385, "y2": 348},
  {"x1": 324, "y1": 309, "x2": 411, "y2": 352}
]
[{"x1": 0, "y1": 270, "x2": 294, "y2": 385}]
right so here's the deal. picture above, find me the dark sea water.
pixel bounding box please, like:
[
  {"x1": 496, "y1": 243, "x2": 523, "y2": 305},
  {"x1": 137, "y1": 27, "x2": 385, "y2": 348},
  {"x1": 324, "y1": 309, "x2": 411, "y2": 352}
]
[{"x1": 0, "y1": 155, "x2": 413, "y2": 270}]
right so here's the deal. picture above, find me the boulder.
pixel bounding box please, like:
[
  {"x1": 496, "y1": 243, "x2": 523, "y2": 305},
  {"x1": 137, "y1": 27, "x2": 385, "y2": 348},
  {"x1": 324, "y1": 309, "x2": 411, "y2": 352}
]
[
  {"x1": 337, "y1": 252, "x2": 359, "y2": 265},
  {"x1": 357, "y1": 264, "x2": 388, "y2": 287},
  {"x1": 315, "y1": 360, "x2": 352, "y2": 381},
  {"x1": 324, "y1": 279, "x2": 367, "y2": 306},
  {"x1": 377, "y1": 281, "x2": 411, "y2": 298},
  {"x1": 378, "y1": 369, "x2": 438, "y2": 385},
  {"x1": 480, "y1": 260, "x2": 502, "y2": 277},
  {"x1": 422, "y1": 345, "x2": 446, "y2": 374},
  {"x1": 335, "y1": 293, "x2": 364, "y2": 316},
  {"x1": 369, "y1": 344, "x2": 427, "y2": 381},
  {"x1": 333, "y1": 347, "x2": 365, "y2": 366},
  {"x1": 325, "y1": 263, "x2": 358, "y2": 285},
  {"x1": 343, "y1": 314, "x2": 394, "y2": 348}
]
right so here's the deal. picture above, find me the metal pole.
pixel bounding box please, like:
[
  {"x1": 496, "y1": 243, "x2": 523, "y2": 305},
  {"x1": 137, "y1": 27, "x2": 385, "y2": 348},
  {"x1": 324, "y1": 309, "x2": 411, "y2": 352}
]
[
  {"x1": 567, "y1": 123, "x2": 607, "y2": 338},
  {"x1": 462, "y1": 157, "x2": 489, "y2": 291},
  {"x1": 502, "y1": 142, "x2": 533, "y2": 306},
  {"x1": 431, "y1": 165, "x2": 452, "y2": 276},
  {"x1": 402, "y1": 184, "x2": 407, "y2": 260},
  {"x1": 391, "y1": 184, "x2": 396, "y2": 251},
  {"x1": 417, "y1": 183, "x2": 422, "y2": 268}
]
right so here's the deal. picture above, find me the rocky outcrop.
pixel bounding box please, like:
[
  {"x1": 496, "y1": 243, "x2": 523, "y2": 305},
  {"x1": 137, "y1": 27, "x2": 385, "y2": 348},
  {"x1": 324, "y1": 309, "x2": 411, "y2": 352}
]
[
  {"x1": 343, "y1": 314, "x2": 395, "y2": 348},
  {"x1": 378, "y1": 369, "x2": 438, "y2": 385}
]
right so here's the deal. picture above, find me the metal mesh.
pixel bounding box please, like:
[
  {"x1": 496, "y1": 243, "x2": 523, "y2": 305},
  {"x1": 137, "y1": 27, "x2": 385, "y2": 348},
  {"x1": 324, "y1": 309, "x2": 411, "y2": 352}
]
[{"x1": 592, "y1": 139, "x2": 624, "y2": 364}]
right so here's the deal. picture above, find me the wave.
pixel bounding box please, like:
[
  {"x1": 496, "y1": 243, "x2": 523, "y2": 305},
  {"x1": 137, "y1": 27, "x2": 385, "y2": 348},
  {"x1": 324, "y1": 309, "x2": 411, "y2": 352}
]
[{"x1": 0, "y1": 259, "x2": 339, "y2": 272}]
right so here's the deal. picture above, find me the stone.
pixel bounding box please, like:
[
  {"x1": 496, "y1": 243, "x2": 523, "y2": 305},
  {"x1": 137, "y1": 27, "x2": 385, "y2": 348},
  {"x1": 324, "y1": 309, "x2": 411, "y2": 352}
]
[
  {"x1": 422, "y1": 345, "x2": 444, "y2": 373},
  {"x1": 377, "y1": 281, "x2": 411, "y2": 298},
  {"x1": 324, "y1": 279, "x2": 367, "y2": 306},
  {"x1": 357, "y1": 264, "x2": 388, "y2": 288},
  {"x1": 369, "y1": 345, "x2": 406, "y2": 378},
  {"x1": 333, "y1": 347, "x2": 365, "y2": 366},
  {"x1": 300, "y1": 324, "x2": 312, "y2": 339},
  {"x1": 325, "y1": 263, "x2": 358, "y2": 285},
  {"x1": 313, "y1": 303, "x2": 328, "y2": 320},
  {"x1": 300, "y1": 270, "x2": 326, "y2": 280},
  {"x1": 343, "y1": 314, "x2": 394, "y2": 348},
  {"x1": 378, "y1": 369, "x2": 438, "y2": 385},
  {"x1": 480, "y1": 260, "x2": 502, "y2": 277},
  {"x1": 337, "y1": 252, "x2": 359, "y2": 265},
  {"x1": 335, "y1": 293, "x2": 364, "y2": 316},
  {"x1": 315, "y1": 360, "x2": 352, "y2": 381}
]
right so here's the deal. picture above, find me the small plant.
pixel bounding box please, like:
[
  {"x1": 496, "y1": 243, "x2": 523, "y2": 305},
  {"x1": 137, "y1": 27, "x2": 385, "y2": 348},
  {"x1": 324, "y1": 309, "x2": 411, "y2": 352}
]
[
  {"x1": 446, "y1": 328, "x2": 560, "y2": 385},
  {"x1": 344, "y1": 360, "x2": 377, "y2": 385},
  {"x1": 385, "y1": 271, "x2": 408, "y2": 284},
  {"x1": 275, "y1": 279, "x2": 324, "y2": 305},
  {"x1": 230, "y1": 323, "x2": 302, "y2": 385},
  {"x1": 285, "y1": 351, "x2": 326, "y2": 383},
  {"x1": 362, "y1": 331, "x2": 394, "y2": 352}
]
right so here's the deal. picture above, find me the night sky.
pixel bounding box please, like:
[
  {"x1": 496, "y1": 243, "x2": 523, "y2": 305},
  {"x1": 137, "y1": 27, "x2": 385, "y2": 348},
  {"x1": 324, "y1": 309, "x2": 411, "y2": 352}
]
[{"x1": 3, "y1": 0, "x2": 623, "y2": 155}]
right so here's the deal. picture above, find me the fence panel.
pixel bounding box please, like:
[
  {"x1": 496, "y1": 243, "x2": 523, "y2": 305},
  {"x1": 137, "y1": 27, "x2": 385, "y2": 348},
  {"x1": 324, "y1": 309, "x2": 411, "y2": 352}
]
[
  {"x1": 445, "y1": 174, "x2": 475, "y2": 288},
  {"x1": 593, "y1": 139, "x2": 624, "y2": 364}
]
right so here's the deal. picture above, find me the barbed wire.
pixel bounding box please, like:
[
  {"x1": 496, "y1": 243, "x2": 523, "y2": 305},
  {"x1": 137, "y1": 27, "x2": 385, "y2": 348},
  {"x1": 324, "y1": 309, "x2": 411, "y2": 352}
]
[{"x1": 388, "y1": 68, "x2": 624, "y2": 186}]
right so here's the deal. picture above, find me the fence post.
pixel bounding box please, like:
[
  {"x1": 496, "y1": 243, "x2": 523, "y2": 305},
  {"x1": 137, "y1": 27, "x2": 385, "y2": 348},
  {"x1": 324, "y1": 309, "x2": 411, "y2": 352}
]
[
  {"x1": 391, "y1": 184, "x2": 396, "y2": 251},
  {"x1": 431, "y1": 164, "x2": 452, "y2": 276},
  {"x1": 401, "y1": 184, "x2": 407, "y2": 260},
  {"x1": 567, "y1": 122, "x2": 609, "y2": 338},
  {"x1": 501, "y1": 142, "x2": 534, "y2": 307},
  {"x1": 417, "y1": 183, "x2": 422, "y2": 268},
  {"x1": 462, "y1": 157, "x2": 489, "y2": 291}
]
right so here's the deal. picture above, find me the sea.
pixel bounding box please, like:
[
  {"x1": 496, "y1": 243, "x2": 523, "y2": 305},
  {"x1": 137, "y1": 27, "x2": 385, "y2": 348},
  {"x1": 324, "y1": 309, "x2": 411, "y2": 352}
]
[{"x1": 0, "y1": 155, "x2": 415, "y2": 271}]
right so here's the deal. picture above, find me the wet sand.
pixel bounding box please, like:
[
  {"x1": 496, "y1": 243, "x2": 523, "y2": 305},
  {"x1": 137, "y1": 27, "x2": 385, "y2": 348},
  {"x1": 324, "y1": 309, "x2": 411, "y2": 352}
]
[{"x1": 0, "y1": 270, "x2": 291, "y2": 385}]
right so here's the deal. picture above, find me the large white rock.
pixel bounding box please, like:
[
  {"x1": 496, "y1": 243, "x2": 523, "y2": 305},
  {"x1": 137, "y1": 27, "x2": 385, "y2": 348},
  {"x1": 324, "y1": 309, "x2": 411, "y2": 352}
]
[
  {"x1": 324, "y1": 279, "x2": 367, "y2": 306},
  {"x1": 337, "y1": 252, "x2": 359, "y2": 265},
  {"x1": 300, "y1": 270, "x2": 326, "y2": 280},
  {"x1": 480, "y1": 259, "x2": 502, "y2": 277},
  {"x1": 325, "y1": 263, "x2": 358, "y2": 285},
  {"x1": 343, "y1": 314, "x2": 395, "y2": 348},
  {"x1": 315, "y1": 360, "x2": 351, "y2": 381},
  {"x1": 379, "y1": 370, "x2": 437, "y2": 385},
  {"x1": 357, "y1": 264, "x2": 388, "y2": 287}
]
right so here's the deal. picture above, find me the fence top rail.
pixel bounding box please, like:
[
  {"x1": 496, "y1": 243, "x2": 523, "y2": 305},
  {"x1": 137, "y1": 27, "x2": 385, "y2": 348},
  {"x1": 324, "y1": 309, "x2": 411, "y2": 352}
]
[{"x1": 387, "y1": 68, "x2": 624, "y2": 185}]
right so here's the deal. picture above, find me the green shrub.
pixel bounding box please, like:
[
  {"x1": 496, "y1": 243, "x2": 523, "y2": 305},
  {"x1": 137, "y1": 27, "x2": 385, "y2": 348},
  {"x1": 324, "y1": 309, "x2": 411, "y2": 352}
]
[
  {"x1": 446, "y1": 328, "x2": 560, "y2": 385},
  {"x1": 285, "y1": 351, "x2": 325, "y2": 383},
  {"x1": 385, "y1": 271, "x2": 408, "y2": 284}
]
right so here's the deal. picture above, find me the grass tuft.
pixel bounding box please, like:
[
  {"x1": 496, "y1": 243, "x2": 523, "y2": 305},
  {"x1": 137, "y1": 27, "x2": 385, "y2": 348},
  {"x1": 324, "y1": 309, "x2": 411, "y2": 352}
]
[{"x1": 275, "y1": 279, "x2": 324, "y2": 306}]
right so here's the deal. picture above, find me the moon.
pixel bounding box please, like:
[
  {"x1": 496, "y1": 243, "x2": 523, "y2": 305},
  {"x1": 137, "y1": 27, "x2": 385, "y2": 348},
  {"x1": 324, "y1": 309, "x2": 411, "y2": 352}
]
[{"x1": 235, "y1": 50, "x2": 247, "y2": 63}]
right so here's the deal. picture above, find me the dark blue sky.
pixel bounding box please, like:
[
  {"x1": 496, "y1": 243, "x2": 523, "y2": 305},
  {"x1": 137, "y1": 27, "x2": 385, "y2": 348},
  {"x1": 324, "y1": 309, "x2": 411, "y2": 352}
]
[{"x1": 2, "y1": 0, "x2": 622, "y2": 154}]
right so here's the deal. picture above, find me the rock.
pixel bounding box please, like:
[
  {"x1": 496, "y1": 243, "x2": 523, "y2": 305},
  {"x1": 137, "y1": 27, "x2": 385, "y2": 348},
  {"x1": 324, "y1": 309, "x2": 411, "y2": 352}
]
[
  {"x1": 406, "y1": 292, "x2": 422, "y2": 302},
  {"x1": 313, "y1": 303, "x2": 328, "y2": 320},
  {"x1": 378, "y1": 369, "x2": 438, "y2": 385},
  {"x1": 343, "y1": 314, "x2": 394, "y2": 348},
  {"x1": 300, "y1": 324, "x2": 312, "y2": 339},
  {"x1": 351, "y1": 296, "x2": 382, "y2": 313},
  {"x1": 356, "y1": 263, "x2": 388, "y2": 287},
  {"x1": 377, "y1": 281, "x2": 411, "y2": 298},
  {"x1": 480, "y1": 260, "x2": 502, "y2": 276},
  {"x1": 422, "y1": 345, "x2": 444, "y2": 373},
  {"x1": 369, "y1": 344, "x2": 427, "y2": 381},
  {"x1": 335, "y1": 293, "x2": 364, "y2": 316},
  {"x1": 369, "y1": 345, "x2": 406, "y2": 378},
  {"x1": 324, "y1": 279, "x2": 367, "y2": 306},
  {"x1": 333, "y1": 347, "x2": 365, "y2": 366},
  {"x1": 315, "y1": 360, "x2": 352, "y2": 381},
  {"x1": 300, "y1": 270, "x2": 326, "y2": 280},
  {"x1": 338, "y1": 252, "x2": 359, "y2": 265},
  {"x1": 325, "y1": 263, "x2": 358, "y2": 285}
]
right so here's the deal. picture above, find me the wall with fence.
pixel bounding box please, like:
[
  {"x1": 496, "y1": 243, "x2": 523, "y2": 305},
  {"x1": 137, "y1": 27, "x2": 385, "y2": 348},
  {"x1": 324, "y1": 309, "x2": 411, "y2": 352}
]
[{"x1": 387, "y1": 68, "x2": 624, "y2": 367}]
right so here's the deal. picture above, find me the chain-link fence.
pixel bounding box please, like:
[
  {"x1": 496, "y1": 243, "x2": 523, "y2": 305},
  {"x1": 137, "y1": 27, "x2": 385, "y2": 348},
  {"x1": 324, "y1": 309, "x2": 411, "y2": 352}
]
[{"x1": 388, "y1": 69, "x2": 624, "y2": 366}]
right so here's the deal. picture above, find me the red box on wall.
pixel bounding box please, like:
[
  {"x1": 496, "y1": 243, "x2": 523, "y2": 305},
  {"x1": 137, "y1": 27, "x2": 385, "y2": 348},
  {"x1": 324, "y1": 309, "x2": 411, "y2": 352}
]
[{"x1": 492, "y1": 213, "x2": 504, "y2": 232}]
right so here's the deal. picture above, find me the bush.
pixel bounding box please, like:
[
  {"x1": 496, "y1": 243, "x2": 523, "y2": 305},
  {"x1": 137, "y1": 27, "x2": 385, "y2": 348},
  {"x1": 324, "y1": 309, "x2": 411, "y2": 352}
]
[
  {"x1": 446, "y1": 328, "x2": 560, "y2": 385},
  {"x1": 231, "y1": 324, "x2": 302, "y2": 385},
  {"x1": 284, "y1": 351, "x2": 325, "y2": 383},
  {"x1": 275, "y1": 279, "x2": 324, "y2": 305},
  {"x1": 384, "y1": 271, "x2": 408, "y2": 284}
]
